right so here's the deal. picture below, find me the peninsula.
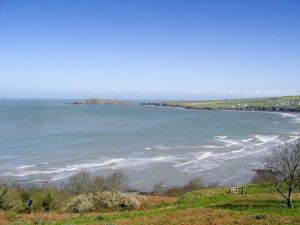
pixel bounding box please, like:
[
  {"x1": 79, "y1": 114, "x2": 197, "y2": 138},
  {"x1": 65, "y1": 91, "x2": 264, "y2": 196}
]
[{"x1": 70, "y1": 98, "x2": 129, "y2": 105}]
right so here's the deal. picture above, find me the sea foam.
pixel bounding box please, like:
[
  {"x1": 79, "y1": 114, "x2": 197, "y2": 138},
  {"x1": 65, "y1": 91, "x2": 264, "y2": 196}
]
[
  {"x1": 174, "y1": 152, "x2": 213, "y2": 167},
  {"x1": 17, "y1": 165, "x2": 36, "y2": 169},
  {"x1": 254, "y1": 135, "x2": 279, "y2": 144}
]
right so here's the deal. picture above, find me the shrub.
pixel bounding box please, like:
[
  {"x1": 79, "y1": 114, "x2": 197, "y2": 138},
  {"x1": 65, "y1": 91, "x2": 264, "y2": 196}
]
[
  {"x1": 41, "y1": 190, "x2": 52, "y2": 212},
  {"x1": 50, "y1": 189, "x2": 71, "y2": 212},
  {"x1": 0, "y1": 189, "x2": 26, "y2": 213},
  {"x1": 0, "y1": 188, "x2": 8, "y2": 209},
  {"x1": 67, "y1": 193, "x2": 94, "y2": 213},
  {"x1": 18, "y1": 190, "x2": 31, "y2": 203},
  {"x1": 67, "y1": 191, "x2": 140, "y2": 213},
  {"x1": 94, "y1": 191, "x2": 140, "y2": 210},
  {"x1": 118, "y1": 193, "x2": 140, "y2": 210}
]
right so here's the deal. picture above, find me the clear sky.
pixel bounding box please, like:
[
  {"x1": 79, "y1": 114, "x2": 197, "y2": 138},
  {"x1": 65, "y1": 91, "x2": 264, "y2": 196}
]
[{"x1": 0, "y1": 0, "x2": 299, "y2": 100}]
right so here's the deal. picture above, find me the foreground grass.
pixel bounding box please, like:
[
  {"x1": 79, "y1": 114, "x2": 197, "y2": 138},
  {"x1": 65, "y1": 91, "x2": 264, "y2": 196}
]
[{"x1": 3, "y1": 184, "x2": 300, "y2": 225}]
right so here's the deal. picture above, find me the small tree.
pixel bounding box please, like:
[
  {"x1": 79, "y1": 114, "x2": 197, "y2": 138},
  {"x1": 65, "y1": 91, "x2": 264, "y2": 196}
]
[
  {"x1": 184, "y1": 177, "x2": 204, "y2": 191},
  {"x1": 265, "y1": 140, "x2": 300, "y2": 208},
  {"x1": 153, "y1": 182, "x2": 166, "y2": 196},
  {"x1": 91, "y1": 176, "x2": 106, "y2": 192},
  {"x1": 104, "y1": 171, "x2": 128, "y2": 192},
  {"x1": 68, "y1": 170, "x2": 92, "y2": 194}
]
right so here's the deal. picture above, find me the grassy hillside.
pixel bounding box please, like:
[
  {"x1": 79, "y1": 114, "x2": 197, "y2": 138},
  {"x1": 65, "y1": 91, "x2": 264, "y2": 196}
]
[
  {"x1": 141, "y1": 96, "x2": 300, "y2": 112},
  {"x1": 2, "y1": 183, "x2": 300, "y2": 225}
]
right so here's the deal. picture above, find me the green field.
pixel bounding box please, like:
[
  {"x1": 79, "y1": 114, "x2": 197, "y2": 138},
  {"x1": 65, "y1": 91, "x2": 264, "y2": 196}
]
[
  {"x1": 141, "y1": 96, "x2": 300, "y2": 112},
  {"x1": 3, "y1": 183, "x2": 300, "y2": 225}
]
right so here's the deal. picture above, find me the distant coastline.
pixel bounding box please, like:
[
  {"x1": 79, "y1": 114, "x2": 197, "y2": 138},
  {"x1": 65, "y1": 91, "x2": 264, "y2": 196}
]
[
  {"x1": 140, "y1": 95, "x2": 300, "y2": 112},
  {"x1": 69, "y1": 98, "x2": 129, "y2": 105}
]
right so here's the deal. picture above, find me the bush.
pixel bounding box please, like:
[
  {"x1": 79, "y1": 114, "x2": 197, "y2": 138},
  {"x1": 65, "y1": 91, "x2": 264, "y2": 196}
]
[
  {"x1": 67, "y1": 193, "x2": 94, "y2": 213},
  {"x1": 0, "y1": 188, "x2": 8, "y2": 209},
  {"x1": 50, "y1": 189, "x2": 71, "y2": 212},
  {"x1": 66, "y1": 191, "x2": 140, "y2": 212},
  {"x1": 0, "y1": 189, "x2": 26, "y2": 213},
  {"x1": 18, "y1": 190, "x2": 31, "y2": 203},
  {"x1": 41, "y1": 190, "x2": 52, "y2": 212},
  {"x1": 94, "y1": 191, "x2": 140, "y2": 210},
  {"x1": 118, "y1": 193, "x2": 140, "y2": 210}
]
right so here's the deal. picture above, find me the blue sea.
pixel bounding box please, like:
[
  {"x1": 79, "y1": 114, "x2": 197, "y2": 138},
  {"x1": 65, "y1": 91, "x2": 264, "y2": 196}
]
[{"x1": 0, "y1": 99, "x2": 299, "y2": 190}]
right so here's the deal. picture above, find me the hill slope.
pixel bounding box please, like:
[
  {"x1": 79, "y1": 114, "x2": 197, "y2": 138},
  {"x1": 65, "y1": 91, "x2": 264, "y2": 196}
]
[{"x1": 3, "y1": 184, "x2": 300, "y2": 225}]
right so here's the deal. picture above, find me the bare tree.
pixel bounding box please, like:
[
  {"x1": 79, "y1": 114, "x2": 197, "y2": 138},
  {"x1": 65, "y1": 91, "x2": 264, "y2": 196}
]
[
  {"x1": 265, "y1": 140, "x2": 300, "y2": 208},
  {"x1": 68, "y1": 170, "x2": 92, "y2": 194},
  {"x1": 90, "y1": 176, "x2": 106, "y2": 192},
  {"x1": 104, "y1": 171, "x2": 128, "y2": 192},
  {"x1": 153, "y1": 182, "x2": 166, "y2": 195}
]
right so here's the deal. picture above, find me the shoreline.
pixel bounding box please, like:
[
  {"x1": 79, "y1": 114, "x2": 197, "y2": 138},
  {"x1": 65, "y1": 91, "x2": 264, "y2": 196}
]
[
  {"x1": 142, "y1": 104, "x2": 300, "y2": 119},
  {"x1": 140, "y1": 102, "x2": 300, "y2": 113}
]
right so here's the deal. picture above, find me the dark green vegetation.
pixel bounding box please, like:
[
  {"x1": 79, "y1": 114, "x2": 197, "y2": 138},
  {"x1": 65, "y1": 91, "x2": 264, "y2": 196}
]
[{"x1": 141, "y1": 95, "x2": 300, "y2": 112}]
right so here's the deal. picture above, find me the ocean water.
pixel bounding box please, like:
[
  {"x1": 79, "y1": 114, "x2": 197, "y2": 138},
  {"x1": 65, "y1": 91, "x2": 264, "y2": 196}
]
[{"x1": 0, "y1": 99, "x2": 299, "y2": 190}]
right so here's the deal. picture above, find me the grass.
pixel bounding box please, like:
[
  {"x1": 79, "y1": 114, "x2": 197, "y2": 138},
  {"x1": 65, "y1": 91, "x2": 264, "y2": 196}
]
[{"x1": 3, "y1": 183, "x2": 300, "y2": 225}]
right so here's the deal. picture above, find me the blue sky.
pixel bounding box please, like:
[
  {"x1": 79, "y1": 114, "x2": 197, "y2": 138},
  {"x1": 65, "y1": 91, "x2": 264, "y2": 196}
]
[{"x1": 0, "y1": 0, "x2": 299, "y2": 100}]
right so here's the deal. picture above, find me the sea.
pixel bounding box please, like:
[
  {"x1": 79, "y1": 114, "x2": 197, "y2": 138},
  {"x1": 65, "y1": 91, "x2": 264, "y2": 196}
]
[{"x1": 0, "y1": 99, "x2": 299, "y2": 190}]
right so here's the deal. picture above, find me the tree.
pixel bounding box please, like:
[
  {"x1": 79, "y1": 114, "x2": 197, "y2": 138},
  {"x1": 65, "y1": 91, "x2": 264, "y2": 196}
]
[
  {"x1": 68, "y1": 170, "x2": 92, "y2": 194},
  {"x1": 104, "y1": 171, "x2": 128, "y2": 192},
  {"x1": 265, "y1": 140, "x2": 300, "y2": 208}
]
